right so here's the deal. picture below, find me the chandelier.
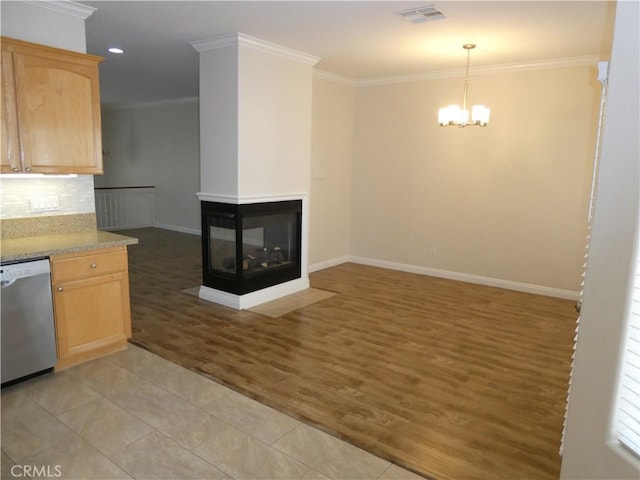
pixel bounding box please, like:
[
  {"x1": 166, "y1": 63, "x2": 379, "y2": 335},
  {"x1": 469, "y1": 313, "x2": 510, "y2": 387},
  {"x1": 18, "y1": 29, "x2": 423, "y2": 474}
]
[{"x1": 438, "y1": 44, "x2": 490, "y2": 127}]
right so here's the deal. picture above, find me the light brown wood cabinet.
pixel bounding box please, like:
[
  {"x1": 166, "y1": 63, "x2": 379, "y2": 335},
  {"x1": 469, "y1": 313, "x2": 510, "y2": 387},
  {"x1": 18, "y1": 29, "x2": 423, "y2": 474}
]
[
  {"x1": 1, "y1": 37, "x2": 103, "y2": 174},
  {"x1": 50, "y1": 246, "x2": 132, "y2": 370}
]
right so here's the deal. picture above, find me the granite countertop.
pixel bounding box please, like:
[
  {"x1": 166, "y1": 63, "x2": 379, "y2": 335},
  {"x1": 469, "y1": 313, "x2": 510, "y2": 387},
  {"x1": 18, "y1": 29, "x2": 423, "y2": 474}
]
[{"x1": 1, "y1": 231, "x2": 139, "y2": 263}]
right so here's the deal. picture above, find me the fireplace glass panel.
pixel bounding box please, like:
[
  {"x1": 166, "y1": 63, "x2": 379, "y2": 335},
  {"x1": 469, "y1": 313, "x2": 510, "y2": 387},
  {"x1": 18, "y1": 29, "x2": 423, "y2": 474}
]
[
  {"x1": 242, "y1": 212, "x2": 297, "y2": 277},
  {"x1": 202, "y1": 200, "x2": 302, "y2": 295},
  {"x1": 210, "y1": 225, "x2": 236, "y2": 273}
]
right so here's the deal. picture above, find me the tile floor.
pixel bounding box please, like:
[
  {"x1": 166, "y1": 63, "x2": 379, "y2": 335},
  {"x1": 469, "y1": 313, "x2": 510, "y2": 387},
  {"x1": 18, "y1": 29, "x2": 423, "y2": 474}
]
[{"x1": 1, "y1": 344, "x2": 424, "y2": 480}]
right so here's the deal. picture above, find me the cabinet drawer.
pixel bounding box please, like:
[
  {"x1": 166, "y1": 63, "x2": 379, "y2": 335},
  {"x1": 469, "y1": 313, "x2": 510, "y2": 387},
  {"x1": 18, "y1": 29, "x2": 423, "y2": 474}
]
[{"x1": 51, "y1": 247, "x2": 127, "y2": 283}]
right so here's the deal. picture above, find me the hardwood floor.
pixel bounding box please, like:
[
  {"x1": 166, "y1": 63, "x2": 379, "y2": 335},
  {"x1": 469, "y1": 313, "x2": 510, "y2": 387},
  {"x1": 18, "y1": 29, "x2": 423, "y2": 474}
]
[{"x1": 122, "y1": 227, "x2": 576, "y2": 480}]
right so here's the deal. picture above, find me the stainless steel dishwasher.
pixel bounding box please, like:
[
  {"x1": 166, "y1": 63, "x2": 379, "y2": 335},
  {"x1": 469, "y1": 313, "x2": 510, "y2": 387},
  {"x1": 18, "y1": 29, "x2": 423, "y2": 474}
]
[{"x1": 1, "y1": 258, "x2": 57, "y2": 386}]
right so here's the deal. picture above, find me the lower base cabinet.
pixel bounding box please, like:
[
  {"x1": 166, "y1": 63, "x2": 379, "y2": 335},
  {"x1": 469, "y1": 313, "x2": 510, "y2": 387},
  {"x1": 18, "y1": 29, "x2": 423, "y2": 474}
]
[{"x1": 50, "y1": 246, "x2": 132, "y2": 370}]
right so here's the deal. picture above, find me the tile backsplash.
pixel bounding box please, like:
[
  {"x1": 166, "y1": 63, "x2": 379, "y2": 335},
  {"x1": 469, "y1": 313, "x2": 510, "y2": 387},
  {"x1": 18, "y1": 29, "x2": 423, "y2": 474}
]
[{"x1": 0, "y1": 175, "x2": 95, "y2": 219}]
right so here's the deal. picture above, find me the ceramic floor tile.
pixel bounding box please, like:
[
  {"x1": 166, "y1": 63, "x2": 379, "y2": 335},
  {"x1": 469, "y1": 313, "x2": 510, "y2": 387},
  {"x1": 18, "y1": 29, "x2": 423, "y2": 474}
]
[
  {"x1": 21, "y1": 372, "x2": 101, "y2": 416},
  {"x1": 1, "y1": 450, "x2": 17, "y2": 479},
  {"x1": 23, "y1": 435, "x2": 131, "y2": 480},
  {"x1": 1, "y1": 389, "x2": 77, "y2": 462},
  {"x1": 65, "y1": 357, "x2": 120, "y2": 381},
  {"x1": 1, "y1": 343, "x2": 405, "y2": 480},
  {"x1": 273, "y1": 423, "x2": 390, "y2": 480},
  {"x1": 194, "y1": 420, "x2": 309, "y2": 480},
  {"x1": 109, "y1": 390, "x2": 201, "y2": 434},
  {"x1": 302, "y1": 469, "x2": 332, "y2": 480},
  {"x1": 150, "y1": 364, "x2": 233, "y2": 407},
  {"x1": 378, "y1": 464, "x2": 426, "y2": 480},
  {"x1": 108, "y1": 431, "x2": 226, "y2": 479},
  {"x1": 207, "y1": 390, "x2": 300, "y2": 443},
  {"x1": 108, "y1": 344, "x2": 180, "y2": 384},
  {"x1": 163, "y1": 411, "x2": 234, "y2": 451},
  {"x1": 2, "y1": 385, "x2": 32, "y2": 419},
  {"x1": 81, "y1": 364, "x2": 170, "y2": 400},
  {"x1": 57, "y1": 397, "x2": 155, "y2": 455}
]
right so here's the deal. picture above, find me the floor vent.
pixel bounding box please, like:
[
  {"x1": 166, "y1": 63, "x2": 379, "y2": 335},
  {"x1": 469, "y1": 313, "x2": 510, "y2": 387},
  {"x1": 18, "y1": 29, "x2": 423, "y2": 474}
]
[{"x1": 396, "y1": 5, "x2": 448, "y2": 24}]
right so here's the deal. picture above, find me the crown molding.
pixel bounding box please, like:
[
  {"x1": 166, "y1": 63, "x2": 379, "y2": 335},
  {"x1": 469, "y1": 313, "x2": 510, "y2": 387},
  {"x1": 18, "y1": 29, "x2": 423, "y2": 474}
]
[
  {"x1": 190, "y1": 35, "x2": 235, "y2": 52},
  {"x1": 101, "y1": 55, "x2": 606, "y2": 107},
  {"x1": 313, "y1": 69, "x2": 358, "y2": 87},
  {"x1": 355, "y1": 55, "x2": 605, "y2": 87},
  {"x1": 29, "y1": 1, "x2": 96, "y2": 19},
  {"x1": 191, "y1": 33, "x2": 320, "y2": 67}
]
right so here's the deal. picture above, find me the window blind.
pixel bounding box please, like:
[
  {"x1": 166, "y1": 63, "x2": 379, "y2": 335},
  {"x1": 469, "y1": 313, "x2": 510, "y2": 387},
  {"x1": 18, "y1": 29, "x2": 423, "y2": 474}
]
[
  {"x1": 561, "y1": 62, "x2": 609, "y2": 455},
  {"x1": 615, "y1": 234, "x2": 640, "y2": 457}
]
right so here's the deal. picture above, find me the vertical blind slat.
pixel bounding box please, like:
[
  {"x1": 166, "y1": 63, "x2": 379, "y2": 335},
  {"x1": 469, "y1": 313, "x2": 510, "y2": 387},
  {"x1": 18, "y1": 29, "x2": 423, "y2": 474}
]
[{"x1": 615, "y1": 235, "x2": 640, "y2": 457}]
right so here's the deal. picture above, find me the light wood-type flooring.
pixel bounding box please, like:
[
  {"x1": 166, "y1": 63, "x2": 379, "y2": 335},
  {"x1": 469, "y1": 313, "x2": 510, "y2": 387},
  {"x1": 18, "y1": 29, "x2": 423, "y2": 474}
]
[{"x1": 123, "y1": 227, "x2": 576, "y2": 480}]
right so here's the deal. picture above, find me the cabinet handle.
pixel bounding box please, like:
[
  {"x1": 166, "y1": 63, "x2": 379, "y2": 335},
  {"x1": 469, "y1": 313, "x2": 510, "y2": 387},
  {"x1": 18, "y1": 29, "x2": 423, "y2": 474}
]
[
  {"x1": 91, "y1": 263, "x2": 97, "y2": 269},
  {"x1": 57, "y1": 287, "x2": 64, "y2": 292},
  {"x1": 25, "y1": 167, "x2": 32, "y2": 172},
  {"x1": 12, "y1": 167, "x2": 19, "y2": 172}
]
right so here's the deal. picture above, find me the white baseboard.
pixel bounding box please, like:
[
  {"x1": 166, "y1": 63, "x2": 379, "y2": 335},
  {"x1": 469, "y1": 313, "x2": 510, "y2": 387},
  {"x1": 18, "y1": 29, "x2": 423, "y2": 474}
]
[
  {"x1": 346, "y1": 255, "x2": 580, "y2": 301},
  {"x1": 155, "y1": 223, "x2": 201, "y2": 236},
  {"x1": 199, "y1": 277, "x2": 310, "y2": 310},
  {"x1": 100, "y1": 223, "x2": 154, "y2": 231},
  {"x1": 308, "y1": 256, "x2": 349, "y2": 273}
]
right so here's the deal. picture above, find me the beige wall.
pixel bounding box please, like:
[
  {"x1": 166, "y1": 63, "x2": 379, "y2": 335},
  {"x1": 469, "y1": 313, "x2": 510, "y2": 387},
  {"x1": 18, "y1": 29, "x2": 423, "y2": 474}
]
[
  {"x1": 349, "y1": 65, "x2": 601, "y2": 293},
  {"x1": 308, "y1": 76, "x2": 354, "y2": 268}
]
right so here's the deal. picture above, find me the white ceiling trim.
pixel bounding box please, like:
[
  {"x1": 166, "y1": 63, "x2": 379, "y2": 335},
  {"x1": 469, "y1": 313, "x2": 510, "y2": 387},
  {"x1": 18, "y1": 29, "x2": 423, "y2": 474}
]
[
  {"x1": 356, "y1": 54, "x2": 605, "y2": 87},
  {"x1": 30, "y1": 0, "x2": 96, "y2": 19},
  {"x1": 313, "y1": 70, "x2": 358, "y2": 87},
  {"x1": 99, "y1": 54, "x2": 607, "y2": 108},
  {"x1": 191, "y1": 33, "x2": 320, "y2": 67}
]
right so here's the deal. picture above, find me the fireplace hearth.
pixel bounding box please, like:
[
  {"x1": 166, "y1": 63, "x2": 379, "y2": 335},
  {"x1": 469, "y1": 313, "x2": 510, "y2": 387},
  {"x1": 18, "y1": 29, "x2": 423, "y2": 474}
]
[{"x1": 201, "y1": 200, "x2": 302, "y2": 295}]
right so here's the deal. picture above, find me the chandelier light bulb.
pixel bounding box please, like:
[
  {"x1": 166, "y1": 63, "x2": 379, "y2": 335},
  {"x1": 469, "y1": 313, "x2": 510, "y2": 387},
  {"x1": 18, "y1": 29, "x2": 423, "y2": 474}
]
[{"x1": 438, "y1": 44, "x2": 490, "y2": 128}]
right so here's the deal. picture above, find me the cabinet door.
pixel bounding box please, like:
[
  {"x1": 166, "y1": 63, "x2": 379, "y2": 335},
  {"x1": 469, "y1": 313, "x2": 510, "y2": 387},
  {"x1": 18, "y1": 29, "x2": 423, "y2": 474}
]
[
  {"x1": 10, "y1": 40, "x2": 103, "y2": 174},
  {"x1": 53, "y1": 271, "x2": 132, "y2": 369},
  {"x1": 1, "y1": 49, "x2": 21, "y2": 173}
]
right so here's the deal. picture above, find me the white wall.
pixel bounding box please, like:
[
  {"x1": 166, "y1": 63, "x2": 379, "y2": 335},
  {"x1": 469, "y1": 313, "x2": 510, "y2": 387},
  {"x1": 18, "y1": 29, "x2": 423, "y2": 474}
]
[
  {"x1": 1, "y1": 1, "x2": 87, "y2": 52},
  {"x1": 560, "y1": 1, "x2": 640, "y2": 477},
  {"x1": 349, "y1": 64, "x2": 601, "y2": 295},
  {"x1": 0, "y1": 1, "x2": 96, "y2": 220},
  {"x1": 309, "y1": 75, "x2": 354, "y2": 268},
  {"x1": 97, "y1": 100, "x2": 201, "y2": 233},
  {"x1": 197, "y1": 45, "x2": 239, "y2": 198},
  {"x1": 237, "y1": 45, "x2": 314, "y2": 198},
  {"x1": 196, "y1": 35, "x2": 316, "y2": 200}
]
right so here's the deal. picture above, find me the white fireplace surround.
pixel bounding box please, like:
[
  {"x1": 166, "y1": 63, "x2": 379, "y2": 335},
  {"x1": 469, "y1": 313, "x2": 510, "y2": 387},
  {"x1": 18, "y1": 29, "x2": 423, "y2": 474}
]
[
  {"x1": 194, "y1": 31, "x2": 315, "y2": 309},
  {"x1": 196, "y1": 192, "x2": 310, "y2": 309}
]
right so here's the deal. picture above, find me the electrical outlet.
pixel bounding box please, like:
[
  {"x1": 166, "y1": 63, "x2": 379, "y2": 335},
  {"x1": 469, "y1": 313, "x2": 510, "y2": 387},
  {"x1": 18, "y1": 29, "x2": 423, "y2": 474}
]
[
  {"x1": 30, "y1": 195, "x2": 60, "y2": 212},
  {"x1": 430, "y1": 248, "x2": 437, "y2": 258}
]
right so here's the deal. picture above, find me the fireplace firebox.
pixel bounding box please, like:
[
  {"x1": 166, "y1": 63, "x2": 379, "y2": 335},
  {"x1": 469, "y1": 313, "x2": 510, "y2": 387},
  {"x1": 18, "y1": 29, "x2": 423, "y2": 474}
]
[{"x1": 201, "y1": 200, "x2": 302, "y2": 295}]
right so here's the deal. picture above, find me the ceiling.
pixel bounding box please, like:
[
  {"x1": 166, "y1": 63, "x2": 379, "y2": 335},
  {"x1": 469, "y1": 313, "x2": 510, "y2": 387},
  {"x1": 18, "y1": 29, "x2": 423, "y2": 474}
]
[{"x1": 82, "y1": 1, "x2": 616, "y2": 107}]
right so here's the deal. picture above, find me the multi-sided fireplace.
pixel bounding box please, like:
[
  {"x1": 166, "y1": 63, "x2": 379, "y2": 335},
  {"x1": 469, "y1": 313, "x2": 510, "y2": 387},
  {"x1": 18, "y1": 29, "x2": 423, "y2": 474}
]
[{"x1": 201, "y1": 200, "x2": 302, "y2": 295}]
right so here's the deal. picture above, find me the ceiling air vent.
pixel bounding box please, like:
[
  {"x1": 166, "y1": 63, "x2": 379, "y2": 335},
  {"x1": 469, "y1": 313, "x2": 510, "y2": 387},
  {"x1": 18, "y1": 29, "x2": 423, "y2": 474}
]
[{"x1": 396, "y1": 5, "x2": 448, "y2": 24}]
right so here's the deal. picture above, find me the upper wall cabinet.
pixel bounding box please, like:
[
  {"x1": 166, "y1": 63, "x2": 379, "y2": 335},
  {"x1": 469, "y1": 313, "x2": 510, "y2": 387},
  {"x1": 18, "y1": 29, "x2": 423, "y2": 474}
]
[{"x1": 1, "y1": 37, "x2": 104, "y2": 174}]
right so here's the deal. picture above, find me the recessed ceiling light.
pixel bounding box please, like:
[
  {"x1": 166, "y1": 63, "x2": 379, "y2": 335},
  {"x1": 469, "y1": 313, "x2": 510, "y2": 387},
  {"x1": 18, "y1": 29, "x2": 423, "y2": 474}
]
[{"x1": 108, "y1": 47, "x2": 124, "y2": 54}]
